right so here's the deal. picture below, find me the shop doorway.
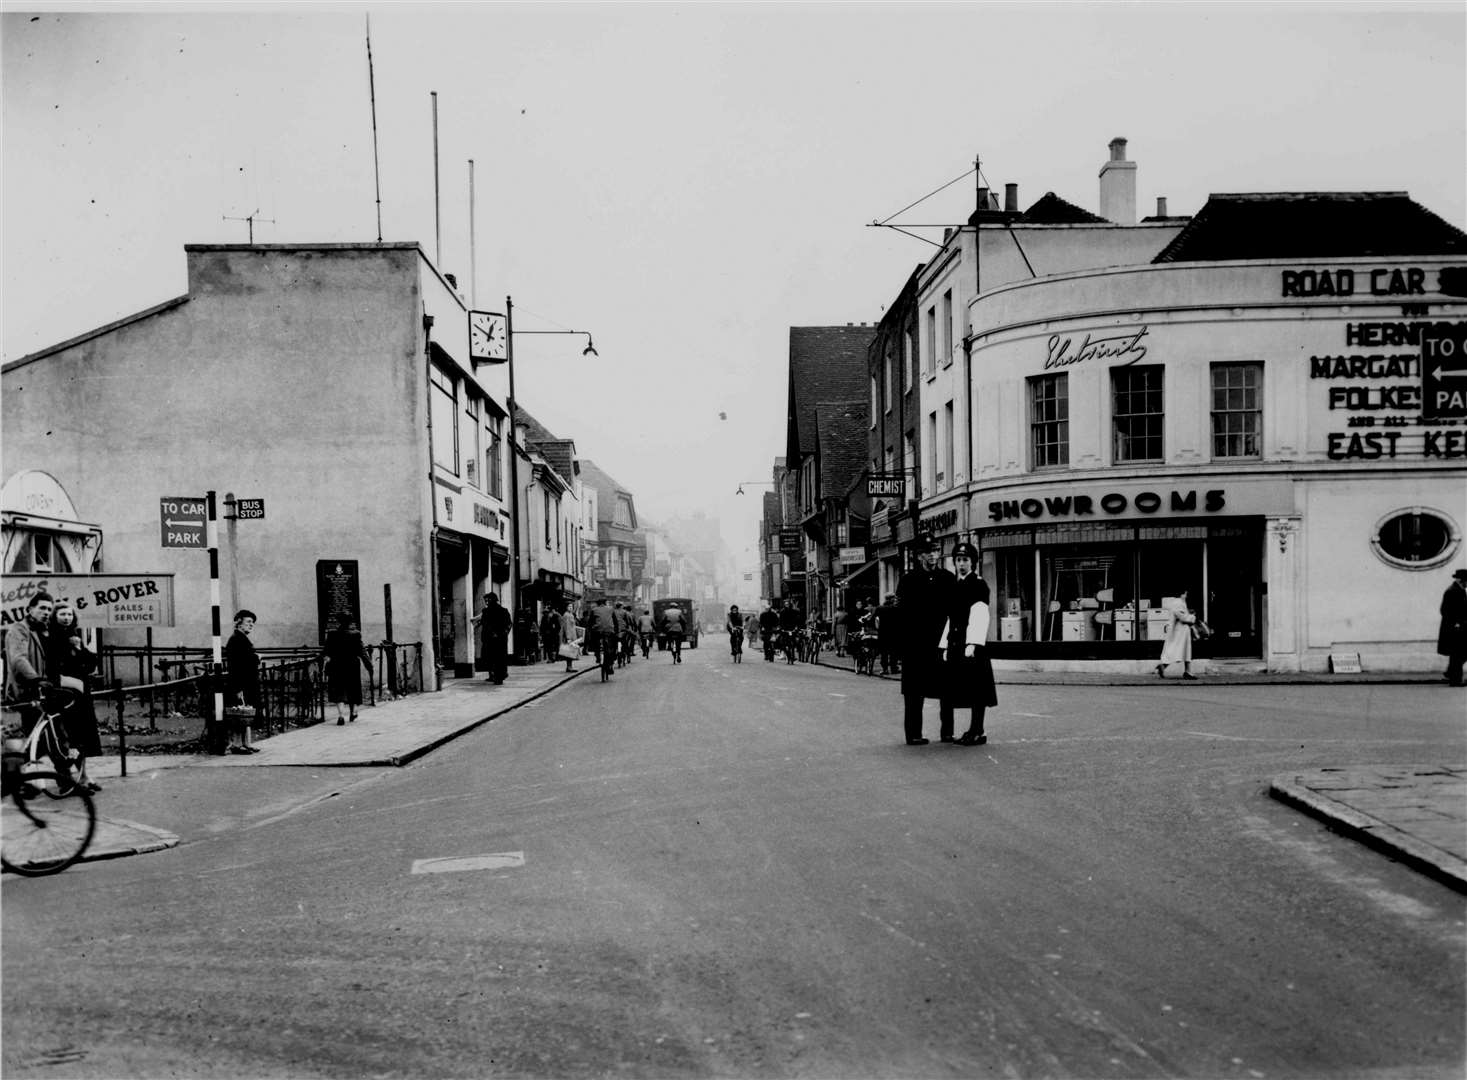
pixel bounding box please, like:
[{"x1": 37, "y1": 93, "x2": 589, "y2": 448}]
[
  {"x1": 436, "y1": 538, "x2": 471, "y2": 678},
  {"x1": 1205, "y1": 526, "x2": 1264, "y2": 656}
]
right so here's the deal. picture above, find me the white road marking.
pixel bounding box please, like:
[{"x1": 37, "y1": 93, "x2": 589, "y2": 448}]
[
  {"x1": 829, "y1": 693, "x2": 848, "y2": 698},
  {"x1": 411, "y1": 851, "x2": 525, "y2": 874},
  {"x1": 1184, "y1": 730, "x2": 1273, "y2": 742}
]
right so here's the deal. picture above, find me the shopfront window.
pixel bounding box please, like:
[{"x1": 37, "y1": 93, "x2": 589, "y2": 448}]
[
  {"x1": 1211, "y1": 363, "x2": 1262, "y2": 459},
  {"x1": 1029, "y1": 374, "x2": 1069, "y2": 469},
  {"x1": 1112, "y1": 366, "x2": 1164, "y2": 463},
  {"x1": 486, "y1": 414, "x2": 503, "y2": 499},
  {"x1": 464, "y1": 395, "x2": 481, "y2": 488}
]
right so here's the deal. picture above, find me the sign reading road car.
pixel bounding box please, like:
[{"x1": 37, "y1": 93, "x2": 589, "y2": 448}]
[{"x1": 160, "y1": 496, "x2": 207, "y2": 548}]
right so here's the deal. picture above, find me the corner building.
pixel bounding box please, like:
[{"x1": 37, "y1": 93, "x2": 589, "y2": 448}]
[{"x1": 963, "y1": 193, "x2": 1467, "y2": 672}]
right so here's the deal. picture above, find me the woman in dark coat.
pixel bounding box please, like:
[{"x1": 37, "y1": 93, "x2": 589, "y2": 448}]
[
  {"x1": 941, "y1": 543, "x2": 998, "y2": 746},
  {"x1": 324, "y1": 619, "x2": 372, "y2": 724},
  {"x1": 47, "y1": 600, "x2": 103, "y2": 791}
]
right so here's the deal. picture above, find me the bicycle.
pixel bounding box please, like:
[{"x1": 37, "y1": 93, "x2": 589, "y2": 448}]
[
  {"x1": 599, "y1": 640, "x2": 616, "y2": 682},
  {"x1": 2, "y1": 691, "x2": 97, "y2": 876},
  {"x1": 782, "y1": 629, "x2": 799, "y2": 665},
  {"x1": 4, "y1": 687, "x2": 81, "y2": 789},
  {"x1": 729, "y1": 627, "x2": 744, "y2": 663}
]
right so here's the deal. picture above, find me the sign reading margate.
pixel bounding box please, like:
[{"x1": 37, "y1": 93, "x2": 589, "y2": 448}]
[{"x1": 1, "y1": 573, "x2": 176, "y2": 628}]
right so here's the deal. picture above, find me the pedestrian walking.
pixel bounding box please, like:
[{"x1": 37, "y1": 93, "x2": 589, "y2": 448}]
[
  {"x1": 832, "y1": 607, "x2": 847, "y2": 656},
  {"x1": 662, "y1": 602, "x2": 687, "y2": 663},
  {"x1": 637, "y1": 607, "x2": 656, "y2": 657},
  {"x1": 1156, "y1": 589, "x2": 1200, "y2": 680},
  {"x1": 540, "y1": 606, "x2": 562, "y2": 663},
  {"x1": 896, "y1": 537, "x2": 957, "y2": 745},
  {"x1": 940, "y1": 544, "x2": 997, "y2": 746},
  {"x1": 558, "y1": 602, "x2": 582, "y2": 672},
  {"x1": 515, "y1": 606, "x2": 539, "y2": 666},
  {"x1": 324, "y1": 618, "x2": 372, "y2": 725},
  {"x1": 472, "y1": 592, "x2": 512, "y2": 683},
  {"x1": 1438, "y1": 567, "x2": 1467, "y2": 687},
  {"x1": 224, "y1": 609, "x2": 261, "y2": 754}
]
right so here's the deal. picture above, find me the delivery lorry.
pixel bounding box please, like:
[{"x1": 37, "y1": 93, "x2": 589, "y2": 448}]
[{"x1": 652, "y1": 597, "x2": 698, "y2": 650}]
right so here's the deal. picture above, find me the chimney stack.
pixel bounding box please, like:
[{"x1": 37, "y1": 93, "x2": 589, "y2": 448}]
[
  {"x1": 1156, "y1": 196, "x2": 1168, "y2": 218},
  {"x1": 1098, "y1": 136, "x2": 1137, "y2": 224},
  {"x1": 1004, "y1": 183, "x2": 1019, "y2": 213},
  {"x1": 976, "y1": 186, "x2": 989, "y2": 214}
]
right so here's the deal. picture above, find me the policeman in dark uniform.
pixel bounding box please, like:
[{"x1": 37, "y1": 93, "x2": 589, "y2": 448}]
[
  {"x1": 895, "y1": 536, "x2": 957, "y2": 745},
  {"x1": 942, "y1": 542, "x2": 998, "y2": 745}
]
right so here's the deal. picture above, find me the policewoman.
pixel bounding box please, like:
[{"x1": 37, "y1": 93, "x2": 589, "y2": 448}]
[
  {"x1": 939, "y1": 542, "x2": 998, "y2": 746},
  {"x1": 895, "y1": 535, "x2": 957, "y2": 745}
]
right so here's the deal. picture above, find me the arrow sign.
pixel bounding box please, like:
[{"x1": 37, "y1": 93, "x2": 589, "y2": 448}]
[
  {"x1": 1422, "y1": 325, "x2": 1467, "y2": 421},
  {"x1": 160, "y1": 496, "x2": 208, "y2": 548}
]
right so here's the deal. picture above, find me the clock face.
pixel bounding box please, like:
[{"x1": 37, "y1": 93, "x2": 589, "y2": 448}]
[{"x1": 469, "y1": 311, "x2": 506, "y2": 361}]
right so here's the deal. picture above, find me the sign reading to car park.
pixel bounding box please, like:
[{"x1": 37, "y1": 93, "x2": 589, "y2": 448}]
[
  {"x1": 1422, "y1": 324, "x2": 1467, "y2": 421},
  {"x1": 867, "y1": 475, "x2": 906, "y2": 497},
  {"x1": 1, "y1": 573, "x2": 176, "y2": 628},
  {"x1": 160, "y1": 496, "x2": 207, "y2": 548},
  {"x1": 234, "y1": 498, "x2": 265, "y2": 519}
]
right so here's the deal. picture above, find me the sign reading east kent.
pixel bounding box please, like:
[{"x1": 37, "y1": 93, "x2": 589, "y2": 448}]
[{"x1": 160, "y1": 496, "x2": 207, "y2": 548}]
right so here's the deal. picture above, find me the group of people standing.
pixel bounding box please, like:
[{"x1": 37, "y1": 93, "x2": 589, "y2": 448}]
[
  {"x1": 895, "y1": 537, "x2": 997, "y2": 747},
  {"x1": 3, "y1": 590, "x2": 104, "y2": 788}
]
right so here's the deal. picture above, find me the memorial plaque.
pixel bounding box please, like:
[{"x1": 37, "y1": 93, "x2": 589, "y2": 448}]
[{"x1": 316, "y1": 559, "x2": 361, "y2": 644}]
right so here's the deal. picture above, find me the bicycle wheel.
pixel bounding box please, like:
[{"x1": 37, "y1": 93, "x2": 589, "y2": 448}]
[
  {"x1": 36, "y1": 719, "x2": 76, "y2": 793},
  {"x1": 2, "y1": 771, "x2": 97, "y2": 876}
]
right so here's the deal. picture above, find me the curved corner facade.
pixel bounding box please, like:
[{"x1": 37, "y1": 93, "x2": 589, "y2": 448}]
[{"x1": 947, "y1": 257, "x2": 1466, "y2": 672}]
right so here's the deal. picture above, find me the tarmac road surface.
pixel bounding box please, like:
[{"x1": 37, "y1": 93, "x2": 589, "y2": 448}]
[{"x1": 3, "y1": 646, "x2": 1464, "y2": 1078}]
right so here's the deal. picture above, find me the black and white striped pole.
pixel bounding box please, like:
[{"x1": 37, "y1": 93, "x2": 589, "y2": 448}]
[{"x1": 207, "y1": 490, "x2": 223, "y2": 733}]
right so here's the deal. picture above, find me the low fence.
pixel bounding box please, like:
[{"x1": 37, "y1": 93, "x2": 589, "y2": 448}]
[{"x1": 84, "y1": 643, "x2": 425, "y2": 775}]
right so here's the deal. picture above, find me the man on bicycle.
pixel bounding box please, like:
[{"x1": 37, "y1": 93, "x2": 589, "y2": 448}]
[
  {"x1": 726, "y1": 605, "x2": 745, "y2": 660},
  {"x1": 4, "y1": 591, "x2": 55, "y2": 734},
  {"x1": 759, "y1": 601, "x2": 780, "y2": 662},
  {"x1": 586, "y1": 597, "x2": 618, "y2": 674},
  {"x1": 778, "y1": 599, "x2": 803, "y2": 662}
]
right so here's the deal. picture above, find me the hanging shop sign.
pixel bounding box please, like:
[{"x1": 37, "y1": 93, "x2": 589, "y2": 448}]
[
  {"x1": 2, "y1": 573, "x2": 176, "y2": 628},
  {"x1": 778, "y1": 527, "x2": 802, "y2": 553},
  {"x1": 838, "y1": 546, "x2": 867, "y2": 566},
  {"x1": 866, "y1": 475, "x2": 906, "y2": 497}
]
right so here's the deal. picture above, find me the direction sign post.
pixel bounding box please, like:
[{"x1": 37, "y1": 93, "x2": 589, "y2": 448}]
[
  {"x1": 160, "y1": 496, "x2": 207, "y2": 548},
  {"x1": 1423, "y1": 325, "x2": 1467, "y2": 421}
]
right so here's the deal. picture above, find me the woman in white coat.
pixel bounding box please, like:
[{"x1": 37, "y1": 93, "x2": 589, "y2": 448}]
[{"x1": 1156, "y1": 589, "x2": 1199, "y2": 680}]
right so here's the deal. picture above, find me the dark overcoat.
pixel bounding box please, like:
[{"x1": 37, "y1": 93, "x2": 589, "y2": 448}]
[
  {"x1": 942, "y1": 574, "x2": 998, "y2": 710},
  {"x1": 897, "y1": 565, "x2": 956, "y2": 699},
  {"x1": 324, "y1": 628, "x2": 371, "y2": 705},
  {"x1": 1439, "y1": 581, "x2": 1467, "y2": 657}
]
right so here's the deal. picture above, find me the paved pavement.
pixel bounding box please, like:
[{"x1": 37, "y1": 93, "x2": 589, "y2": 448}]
[{"x1": 15, "y1": 648, "x2": 1465, "y2": 893}]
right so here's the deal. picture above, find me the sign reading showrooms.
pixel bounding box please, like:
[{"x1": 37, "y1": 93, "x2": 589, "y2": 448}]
[
  {"x1": 981, "y1": 478, "x2": 1294, "y2": 526},
  {"x1": 2, "y1": 573, "x2": 176, "y2": 628}
]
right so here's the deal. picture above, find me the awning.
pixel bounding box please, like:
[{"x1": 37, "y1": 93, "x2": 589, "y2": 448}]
[{"x1": 836, "y1": 558, "x2": 880, "y2": 587}]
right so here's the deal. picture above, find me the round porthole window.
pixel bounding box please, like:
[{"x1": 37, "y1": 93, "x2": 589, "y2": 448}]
[{"x1": 1370, "y1": 508, "x2": 1460, "y2": 569}]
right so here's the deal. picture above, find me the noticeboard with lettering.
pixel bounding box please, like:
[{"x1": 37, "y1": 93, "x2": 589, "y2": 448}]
[{"x1": 315, "y1": 560, "x2": 361, "y2": 644}]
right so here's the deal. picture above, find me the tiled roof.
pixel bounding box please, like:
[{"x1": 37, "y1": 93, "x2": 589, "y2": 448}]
[
  {"x1": 1153, "y1": 192, "x2": 1467, "y2": 263},
  {"x1": 514, "y1": 404, "x2": 559, "y2": 443},
  {"x1": 515, "y1": 405, "x2": 576, "y2": 484},
  {"x1": 786, "y1": 325, "x2": 874, "y2": 462},
  {"x1": 1019, "y1": 192, "x2": 1110, "y2": 225},
  {"x1": 578, "y1": 458, "x2": 635, "y2": 528},
  {"x1": 813, "y1": 401, "x2": 869, "y2": 500}
]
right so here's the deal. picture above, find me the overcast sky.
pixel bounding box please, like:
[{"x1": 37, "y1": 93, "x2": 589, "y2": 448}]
[{"x1": 4, "y1": 2, "x2": 1464, "y2": 575}]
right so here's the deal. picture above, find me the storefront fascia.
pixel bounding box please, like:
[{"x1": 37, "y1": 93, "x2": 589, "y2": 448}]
[
  {"x1": 971, "y1": 474, "x2": 1296, "y2": 660},
  {"x1": 434, "y1": 480, "x2": 511, "y2": 677}
]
